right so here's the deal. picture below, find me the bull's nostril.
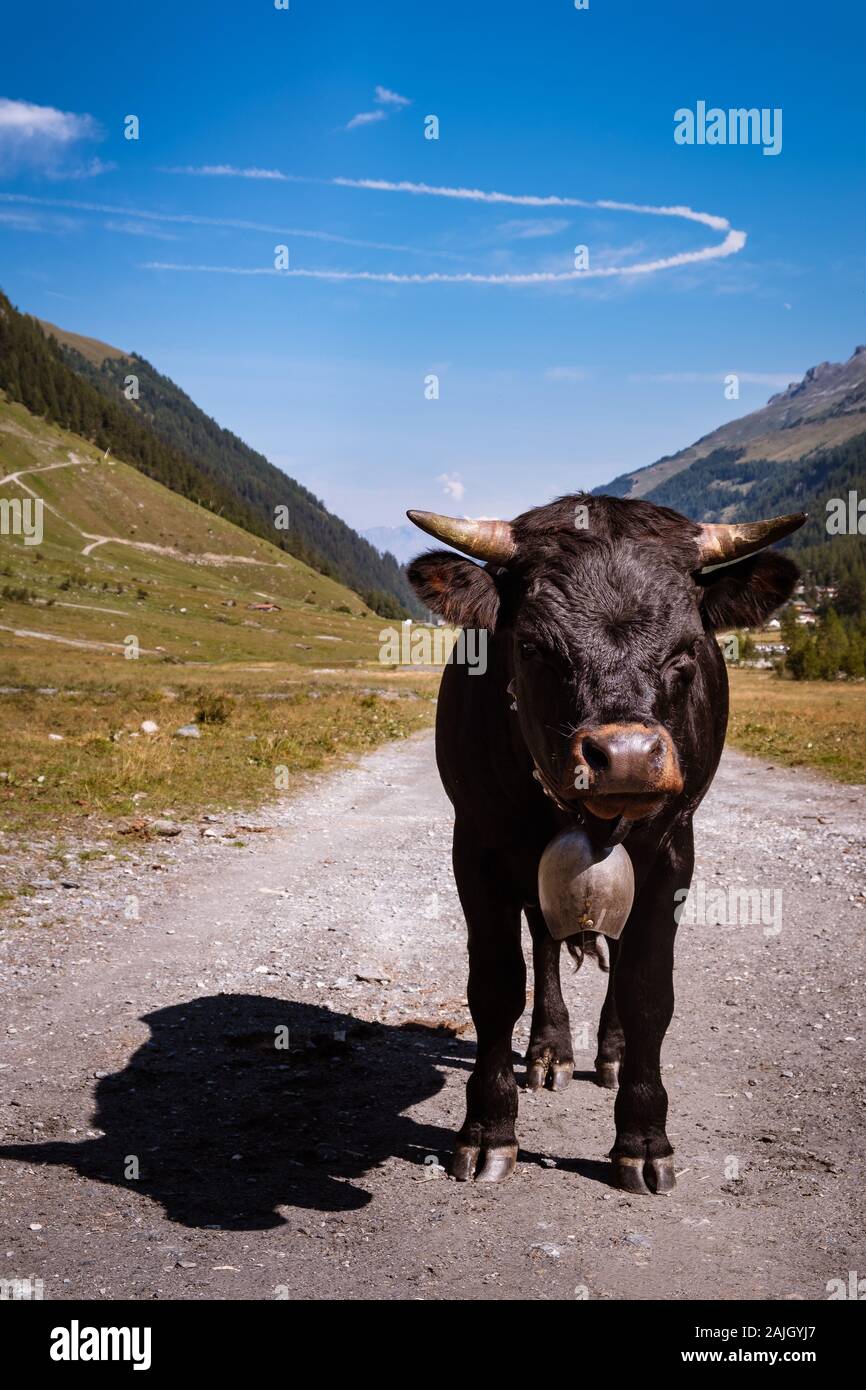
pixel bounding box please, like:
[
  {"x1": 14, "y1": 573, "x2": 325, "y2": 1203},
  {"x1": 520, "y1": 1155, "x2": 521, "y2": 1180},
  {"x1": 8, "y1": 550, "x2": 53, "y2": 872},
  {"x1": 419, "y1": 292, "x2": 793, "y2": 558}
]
[{"x1": 581, "y1": 736, "x2": 610, "y2": 773}]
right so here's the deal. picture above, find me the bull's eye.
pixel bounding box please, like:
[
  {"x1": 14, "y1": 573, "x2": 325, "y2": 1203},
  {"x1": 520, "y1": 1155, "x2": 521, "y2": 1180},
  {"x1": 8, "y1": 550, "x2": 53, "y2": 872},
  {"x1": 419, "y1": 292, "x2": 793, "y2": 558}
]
[
  {"x1": 518, "y1": 639, "x2": 539, "y2": 659},
  {"x1": 663, "y1": 650, "x2": 697, "y2": 684}
]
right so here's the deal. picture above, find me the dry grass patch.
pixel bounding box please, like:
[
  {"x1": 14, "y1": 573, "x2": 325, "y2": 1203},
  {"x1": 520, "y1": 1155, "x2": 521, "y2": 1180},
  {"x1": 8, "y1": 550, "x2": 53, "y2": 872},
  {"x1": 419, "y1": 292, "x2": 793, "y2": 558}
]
[
  {"x1": 727, "y1": 669, "x2": 866, "y2": 783},
  {"x1": 0, "y1": 668, "x2": 438, "y2": 837}
]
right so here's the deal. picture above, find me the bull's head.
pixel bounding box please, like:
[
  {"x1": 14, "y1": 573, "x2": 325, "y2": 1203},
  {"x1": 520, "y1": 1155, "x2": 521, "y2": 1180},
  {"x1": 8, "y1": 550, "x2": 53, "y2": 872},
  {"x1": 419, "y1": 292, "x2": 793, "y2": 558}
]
[{"x1": 407, "y1": 496, "x2": 805, "y2": 833}]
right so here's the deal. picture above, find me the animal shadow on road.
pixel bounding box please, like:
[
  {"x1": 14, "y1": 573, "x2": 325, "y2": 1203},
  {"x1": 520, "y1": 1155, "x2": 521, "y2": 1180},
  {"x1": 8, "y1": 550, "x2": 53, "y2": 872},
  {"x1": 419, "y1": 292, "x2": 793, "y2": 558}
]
[{"x1": 0, "y1": 994, "x2": 469, "y2": 1230}]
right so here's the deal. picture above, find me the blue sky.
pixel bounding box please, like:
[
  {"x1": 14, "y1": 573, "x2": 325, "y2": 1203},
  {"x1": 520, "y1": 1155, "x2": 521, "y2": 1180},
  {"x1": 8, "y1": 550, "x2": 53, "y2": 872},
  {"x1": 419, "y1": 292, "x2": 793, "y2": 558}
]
[{"x1": 1, "y1": 0, "x2": 864, "y2": 531}]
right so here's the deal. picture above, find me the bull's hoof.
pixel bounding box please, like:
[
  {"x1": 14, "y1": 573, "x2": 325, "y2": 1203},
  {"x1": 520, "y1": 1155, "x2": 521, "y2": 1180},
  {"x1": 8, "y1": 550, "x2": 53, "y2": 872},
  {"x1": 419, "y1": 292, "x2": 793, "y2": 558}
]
[
  {"x1": 526, "y1": 1052, "x2": 574, "y2": 1091},
  {"x1": 451, "y1": 1143, "x2": 480, "y2": 1181},
  {"x1": 646, "y1": 1156, "x2": 676, "y2": 1193},
  {"x1": 611, "y1": 1153, "x2": 676, "y2": 1195},
  {"x1": 451, "y1": 1142, "x2": 518, "y2": 1183},
  {"x1": 595, "y1": 1060, "x2": 620, "y2": 1090}
]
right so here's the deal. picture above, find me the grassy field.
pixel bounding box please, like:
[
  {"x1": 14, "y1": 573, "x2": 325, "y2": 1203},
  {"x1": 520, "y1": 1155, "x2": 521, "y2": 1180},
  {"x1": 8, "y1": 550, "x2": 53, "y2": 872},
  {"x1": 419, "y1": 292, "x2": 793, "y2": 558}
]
[
  {"x1": 727, "y1": 668, "x2": 866, "y2": 783},
  {"x1": 1, "y1": 393, "x2": 441, "y2": 843},
  {"x1": 0, "y1": 662, "x2": 438, "y2": 840}
]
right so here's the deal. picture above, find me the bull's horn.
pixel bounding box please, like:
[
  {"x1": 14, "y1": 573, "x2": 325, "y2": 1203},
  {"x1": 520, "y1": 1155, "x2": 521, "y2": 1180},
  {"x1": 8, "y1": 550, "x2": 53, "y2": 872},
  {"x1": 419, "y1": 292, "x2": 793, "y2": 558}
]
[
  {"x1": 695, "y1": 512, "x2": 807, "y2": 567},
  {"x1": 406, "y1": 510, "x2": 516, "y2": 564}
]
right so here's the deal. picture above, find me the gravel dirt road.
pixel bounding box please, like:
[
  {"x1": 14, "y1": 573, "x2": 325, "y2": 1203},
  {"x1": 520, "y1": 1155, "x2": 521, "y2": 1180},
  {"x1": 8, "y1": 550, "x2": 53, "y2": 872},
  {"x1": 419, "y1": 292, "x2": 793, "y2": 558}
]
[{"x1": 1, "y1": 731, "x2": 864, "y2": 1301}]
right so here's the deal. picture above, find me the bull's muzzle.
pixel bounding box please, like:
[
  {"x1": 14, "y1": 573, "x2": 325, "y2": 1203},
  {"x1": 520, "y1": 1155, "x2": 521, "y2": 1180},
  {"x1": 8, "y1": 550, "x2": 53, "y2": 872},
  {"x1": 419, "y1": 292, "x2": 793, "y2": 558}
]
[{"x1": 570, "y1": 722, "x2": 683, "y2": 820}]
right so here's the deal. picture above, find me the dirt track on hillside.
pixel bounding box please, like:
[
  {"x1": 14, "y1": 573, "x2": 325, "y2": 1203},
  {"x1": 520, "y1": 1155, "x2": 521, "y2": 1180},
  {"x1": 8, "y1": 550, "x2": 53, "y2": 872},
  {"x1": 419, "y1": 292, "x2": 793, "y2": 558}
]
[{"x1": 0, "y1": 732, "x2": 864, "y2": 1301}]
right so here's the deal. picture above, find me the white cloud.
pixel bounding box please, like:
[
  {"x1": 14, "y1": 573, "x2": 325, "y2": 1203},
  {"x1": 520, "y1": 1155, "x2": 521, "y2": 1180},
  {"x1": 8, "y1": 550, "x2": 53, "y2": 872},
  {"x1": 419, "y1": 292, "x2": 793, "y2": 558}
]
[
  {"x1": 0, "y1": 97, "x2": 95, "y2": 142},
  {"x1": 374, "y1": 86, "x2": 411, "y2": 107},
  {"x1": 143, "y1": 229, "x2": 746, "y2": 285},
  {"x1": 632, "y1": 370, "x2": 800, "y2": 387},
  {"x1": 594, "y1": 198, "x2": 730, "y2": 234},
  {"x1": 437, "y1": 472, "x2": 465, "y2": 502},
  {"x1": 48, "y1": 156, "x2": 115, "y2": 181},
  {"x1": 332, "y1": 176, "x2": 581, "y2": 206},
  {"x1": 346, "y1": 86, "x2": 412, "y2": 131},
  {"x1": 346, "y1": 110, "x2": 388, "y2": 131},
  {"x1": 545, "y1": 367, "x2": 589, "y2": 382},
  {"x1": 0, "y1": 209, "x2": 45, "y2": 230},
  {"x1": 0, "y1": 98, "x2": 101, "y2": 174},
  {"x1": 0, "y1": 192, "x2": 453, "y2": 256},
  {"x1": 104, "y1": 219, "x2": 178, "y2": 241},
  {"x1": 497, "y1": 217, "x2": 570, "y2": 240},
  {"x1": 165, "y1": 162, "x2": 740, "y2": 246},
  {"x1": 734, "y1": 370, "x2": 802, "y2": 386},
  {"x1": 0, "y1": 207, "x2": 79, "y2": 234},
  {"x1": 165, "y1": 163, "x2": 292, "y2": 180},
  {"x1": 329, "y1": 178, "x2": 741, "y2": 242},
  {"x1": 138, "y1": 166, "x2": 748, "y2": 288},
  {"x1": 160, "y1": 165, "x2": 746, "y2": 280}
]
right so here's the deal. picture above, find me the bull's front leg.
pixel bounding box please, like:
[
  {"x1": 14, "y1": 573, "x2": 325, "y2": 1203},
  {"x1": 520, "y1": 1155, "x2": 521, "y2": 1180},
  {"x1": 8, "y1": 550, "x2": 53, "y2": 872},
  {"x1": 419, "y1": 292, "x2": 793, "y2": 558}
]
[
  {"x1": 525, "y1": 906, "x2": 574, "y2": 1091},
  {"x1": 610, "y1": 827, "x2": 694, "y2": 1195},
  {"x1": 595, "y1": 936, "x2": 624, "y2": 1089},
  {"x1": 451, "y1": 827, "x2": 525, "y2": 1182}
]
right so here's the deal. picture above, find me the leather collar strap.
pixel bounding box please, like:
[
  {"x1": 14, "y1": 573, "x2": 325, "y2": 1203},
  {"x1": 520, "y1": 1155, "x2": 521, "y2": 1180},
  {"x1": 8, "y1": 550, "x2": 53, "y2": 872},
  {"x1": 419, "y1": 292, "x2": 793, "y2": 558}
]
[{"x1": 532, "y1": 763, "x2": 579, "y2": 815}]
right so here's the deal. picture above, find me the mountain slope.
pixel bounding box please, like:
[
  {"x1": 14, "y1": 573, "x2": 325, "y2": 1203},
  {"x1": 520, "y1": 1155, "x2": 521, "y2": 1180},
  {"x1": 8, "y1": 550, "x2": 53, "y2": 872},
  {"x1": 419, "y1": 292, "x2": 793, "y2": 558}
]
[
  {"x1": 596, "y1": 346, "x2": 866, "y2": 590},
  {"x1": 38, "y1": 318, "x2": 128, "y2": 369},
  {"x1": 0, "y1": 391, "x2": 390, "y2": 667},
  {"x1": 603, "y1": 346, "x2": 866, "y2": 501},
  {"x1": 0, "y1": 289, "x2": 419, "y2": 617},
  {"x1": 38, "y1": 310, "x2": 419, "y2": 618}
]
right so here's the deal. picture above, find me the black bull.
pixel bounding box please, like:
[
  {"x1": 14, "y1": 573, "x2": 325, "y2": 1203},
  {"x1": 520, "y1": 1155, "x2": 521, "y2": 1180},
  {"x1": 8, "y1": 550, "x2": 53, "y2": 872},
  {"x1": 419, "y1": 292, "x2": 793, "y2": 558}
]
[{"x1": 407, "y1": 494, "x2": 805, "y2": 1194}]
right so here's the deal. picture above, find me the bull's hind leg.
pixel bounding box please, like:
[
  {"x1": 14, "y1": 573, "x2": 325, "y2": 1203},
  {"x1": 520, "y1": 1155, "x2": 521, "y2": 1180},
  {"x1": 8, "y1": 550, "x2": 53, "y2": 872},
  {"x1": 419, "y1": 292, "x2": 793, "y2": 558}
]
[
  {"x1": 609, "y1": 831, "x2": 693, "y2": 1195},
  {"x1": 525, "y1": 907, "x2": 574, "y2": 1091},
  {"x1": 451, "y1": 827, "x2": 525, "y2": 1182},
  {"x1": 595, "y1": 937, "x2": 624, "y2": 1089}
]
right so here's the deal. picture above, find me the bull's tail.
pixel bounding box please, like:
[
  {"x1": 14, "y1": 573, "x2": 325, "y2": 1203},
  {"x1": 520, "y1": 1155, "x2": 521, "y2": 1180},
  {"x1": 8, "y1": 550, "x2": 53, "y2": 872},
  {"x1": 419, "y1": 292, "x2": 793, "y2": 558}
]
[{"x1": 564, "y1": 931, "x2": 610, "y2": 973}]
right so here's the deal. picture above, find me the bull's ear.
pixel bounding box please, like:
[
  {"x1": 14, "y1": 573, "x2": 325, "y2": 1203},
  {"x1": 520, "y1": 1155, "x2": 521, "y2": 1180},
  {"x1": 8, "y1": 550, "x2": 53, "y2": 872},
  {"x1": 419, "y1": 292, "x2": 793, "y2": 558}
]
[
  {"x1": 407, "y1": 549, "x2": 501, "y2": 630},
  {"x1": 697, "y1": 550, "x2": 799, "y2": 631}
]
